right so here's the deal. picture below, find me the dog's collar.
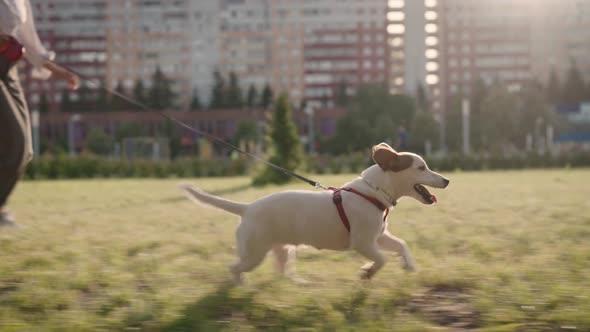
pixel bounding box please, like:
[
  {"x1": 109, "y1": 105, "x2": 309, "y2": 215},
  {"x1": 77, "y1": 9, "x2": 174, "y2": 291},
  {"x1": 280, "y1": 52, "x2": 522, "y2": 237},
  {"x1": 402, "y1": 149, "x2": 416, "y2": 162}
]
[{"x1": 361, "y1": 177, "x2": 397, "y2": 207}]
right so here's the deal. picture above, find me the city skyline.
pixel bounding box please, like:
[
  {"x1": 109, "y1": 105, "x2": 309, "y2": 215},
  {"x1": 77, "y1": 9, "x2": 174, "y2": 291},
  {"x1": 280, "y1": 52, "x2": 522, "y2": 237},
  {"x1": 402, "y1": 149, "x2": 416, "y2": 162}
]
[{"x1": 20, "y1": 0, "x2": 590, "y2": 113}]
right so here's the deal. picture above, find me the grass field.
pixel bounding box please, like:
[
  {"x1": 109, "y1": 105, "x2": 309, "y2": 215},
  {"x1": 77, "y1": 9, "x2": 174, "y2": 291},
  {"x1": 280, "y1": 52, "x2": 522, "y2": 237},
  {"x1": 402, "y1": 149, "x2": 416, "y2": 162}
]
[{"x1": 1, "y1": 169, "x2": 590, "y2": 331}]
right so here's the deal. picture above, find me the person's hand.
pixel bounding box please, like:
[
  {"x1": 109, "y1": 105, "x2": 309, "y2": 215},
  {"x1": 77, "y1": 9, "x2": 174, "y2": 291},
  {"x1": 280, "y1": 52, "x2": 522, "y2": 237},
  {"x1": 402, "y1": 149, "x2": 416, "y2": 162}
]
[
  {"x1": 43, "y1": 61, "x2": 80, "y2": 90},
  {"x1": 56, "y1": 70, "x2": 80, "y2": 90}
]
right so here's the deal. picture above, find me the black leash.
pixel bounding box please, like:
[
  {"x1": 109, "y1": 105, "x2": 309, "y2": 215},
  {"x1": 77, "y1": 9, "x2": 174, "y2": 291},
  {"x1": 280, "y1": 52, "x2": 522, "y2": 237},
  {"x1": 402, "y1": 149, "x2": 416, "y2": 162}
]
[{"x1": 64, "y1": 68, "x2": 328, "y2": 190}]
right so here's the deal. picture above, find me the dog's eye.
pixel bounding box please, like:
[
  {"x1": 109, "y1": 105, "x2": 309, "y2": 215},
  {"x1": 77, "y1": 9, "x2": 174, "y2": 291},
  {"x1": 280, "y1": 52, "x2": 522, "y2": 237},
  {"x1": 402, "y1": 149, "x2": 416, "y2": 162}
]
[{"x1": 418, "y1": 165, "x2": 426, "y2": 171}]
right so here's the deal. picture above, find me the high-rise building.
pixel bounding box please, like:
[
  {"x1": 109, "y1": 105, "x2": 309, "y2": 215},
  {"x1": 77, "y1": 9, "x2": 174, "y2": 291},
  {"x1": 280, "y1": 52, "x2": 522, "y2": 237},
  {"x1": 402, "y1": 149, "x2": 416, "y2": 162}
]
[
  {"x1": 388, "y1": 0, "x2": 442, "y2": 111},
  {"x1": 439, "y1": 0, "x2": 533, "y2": 102},
  {"x1": 105, "y1": 0, "x2": 196, "y2": 108},
  {"x1": 273, "y1": 0, "x2": 390, "y2": 107},
  {"x1": 220, "y1": 0, "x2": 390, "y2": 107},
  {"x1": 530, "y1": 0, "x2": 590, "y2": 82},
  {"x1": 219, "y1": 0, "x2": 271, "y2": 91}
]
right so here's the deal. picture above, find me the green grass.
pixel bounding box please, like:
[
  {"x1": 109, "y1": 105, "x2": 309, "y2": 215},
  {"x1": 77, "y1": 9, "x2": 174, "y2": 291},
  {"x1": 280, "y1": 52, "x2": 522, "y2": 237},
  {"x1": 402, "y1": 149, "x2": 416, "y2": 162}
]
[{"x1": 1, "y1": 170, "x2": 590, "y2": 331}]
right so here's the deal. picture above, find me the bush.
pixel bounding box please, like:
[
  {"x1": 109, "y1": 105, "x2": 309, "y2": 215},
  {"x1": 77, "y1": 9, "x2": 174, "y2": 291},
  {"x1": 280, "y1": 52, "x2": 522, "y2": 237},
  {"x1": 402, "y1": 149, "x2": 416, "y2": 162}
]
[
  {"x1": 23, "y1": 153, "x2": 590, "y2": 180},
  {"x1": 25, "y1": 156, "x2": 250, "y2": 180}
]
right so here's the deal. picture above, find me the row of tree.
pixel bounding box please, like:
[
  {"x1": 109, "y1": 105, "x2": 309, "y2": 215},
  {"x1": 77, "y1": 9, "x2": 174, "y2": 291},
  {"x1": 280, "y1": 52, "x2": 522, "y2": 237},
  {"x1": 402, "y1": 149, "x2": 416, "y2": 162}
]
[
  {"x1": 546, "y1": 62, "x2": 590, "y2": 106},
  {"x1": 57, "y1": 67, "x2": 176, "y2": 113},
  {"x1": 50, "y1": 68, "x2": 276, "y2": 113},
  {"x1": 208, "y1": 70, "x2": 274, "y2": 110},
  {"x1": 323, "y1": 73, "x2": 570, "y2": 156}
]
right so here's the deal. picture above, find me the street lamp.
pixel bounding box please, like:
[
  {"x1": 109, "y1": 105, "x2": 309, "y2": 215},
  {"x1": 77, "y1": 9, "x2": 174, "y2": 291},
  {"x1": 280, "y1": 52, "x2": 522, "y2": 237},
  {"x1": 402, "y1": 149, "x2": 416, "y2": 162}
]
[
  {"x1": 462, "y1": 98, "x2": 470, "y2": 155},
  {"x1": 68, "y1": 114, "x2": 81, "y2": 157},
  {"x1": 304, "y1": 102, "x2": 316, "y2": 154},
  {"x1": 31, "y1": 110, "x2": 40, "y2": 156}
]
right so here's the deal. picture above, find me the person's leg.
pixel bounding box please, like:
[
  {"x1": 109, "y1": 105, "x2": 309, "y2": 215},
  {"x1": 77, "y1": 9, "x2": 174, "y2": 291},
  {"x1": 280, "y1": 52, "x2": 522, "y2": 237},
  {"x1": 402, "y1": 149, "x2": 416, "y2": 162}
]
[{"x1": 0, "y1": 65, "x2": 30, "y2": 227}]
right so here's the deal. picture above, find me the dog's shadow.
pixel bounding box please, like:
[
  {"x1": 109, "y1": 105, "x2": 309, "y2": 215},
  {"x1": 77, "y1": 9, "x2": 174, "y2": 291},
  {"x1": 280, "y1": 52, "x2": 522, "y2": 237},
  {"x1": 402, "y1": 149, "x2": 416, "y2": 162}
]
[
  {"x1": 161, "y1": 281, "x2": 281, "y2": 332},
  {"x1": 160, "y1": 278, "x2": 355, "y2": 331}
]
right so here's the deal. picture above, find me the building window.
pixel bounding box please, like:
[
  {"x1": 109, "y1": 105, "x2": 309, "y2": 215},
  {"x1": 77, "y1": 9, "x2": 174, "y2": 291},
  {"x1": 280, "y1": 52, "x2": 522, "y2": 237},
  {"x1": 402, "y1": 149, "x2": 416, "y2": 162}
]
[
  {"x1": 388, "y1": 0, "x2": 404, "y2": 9},
  {"x1": 387, "y1": 24, "x2": 405, "y2": 34},
  {"x1": 426, "y1": 74, "x2": 439, "y2": 85}
]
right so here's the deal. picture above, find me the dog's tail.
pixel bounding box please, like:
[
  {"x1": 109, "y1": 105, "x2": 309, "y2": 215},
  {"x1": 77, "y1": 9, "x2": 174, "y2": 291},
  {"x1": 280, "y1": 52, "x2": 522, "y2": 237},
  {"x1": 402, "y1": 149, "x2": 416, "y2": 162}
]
[{"x1": 179, "y1": 184, "x2": 247, "y2": 216}]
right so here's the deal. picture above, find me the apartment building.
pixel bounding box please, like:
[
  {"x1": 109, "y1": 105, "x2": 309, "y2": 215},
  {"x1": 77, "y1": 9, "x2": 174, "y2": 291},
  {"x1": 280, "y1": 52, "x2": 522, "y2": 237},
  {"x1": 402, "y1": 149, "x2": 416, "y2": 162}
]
[
  {"x1": 105, "y1": 0, "x2": 197, "y2": 108},
  {"x1": 388, "y1": 0, "x2": 442, "y2": 111},
  {"x1": 530, "y1": 0, "x2": 590, "y2": 82},
  {"x1": 301, "y1": 6, "x2": 390, "y2": 106},
  {"x1": 219, "y1": 0, "x2": 390, "y2": 106}
]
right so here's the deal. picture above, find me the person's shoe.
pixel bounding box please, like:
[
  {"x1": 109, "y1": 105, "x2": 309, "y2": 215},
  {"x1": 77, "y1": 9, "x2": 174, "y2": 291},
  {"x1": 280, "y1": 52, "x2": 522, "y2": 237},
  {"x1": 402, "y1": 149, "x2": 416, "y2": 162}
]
[{"x1": 0, "y1": 211, "x2": 19, "y2": 228}]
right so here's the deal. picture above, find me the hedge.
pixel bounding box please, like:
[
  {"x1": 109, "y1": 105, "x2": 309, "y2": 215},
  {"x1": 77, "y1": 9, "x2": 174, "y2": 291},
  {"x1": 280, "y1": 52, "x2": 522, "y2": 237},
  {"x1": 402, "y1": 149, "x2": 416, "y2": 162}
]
[{"x1": 24, "y1": 152, "x2": 590, "y2": 180}]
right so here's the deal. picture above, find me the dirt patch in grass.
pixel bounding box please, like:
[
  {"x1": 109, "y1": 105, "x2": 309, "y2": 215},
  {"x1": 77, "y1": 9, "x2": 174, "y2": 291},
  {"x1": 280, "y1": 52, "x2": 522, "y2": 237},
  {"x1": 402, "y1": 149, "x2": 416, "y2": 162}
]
[{"x1": 408, "y1": 286, "x2": 480, "y2": 330}]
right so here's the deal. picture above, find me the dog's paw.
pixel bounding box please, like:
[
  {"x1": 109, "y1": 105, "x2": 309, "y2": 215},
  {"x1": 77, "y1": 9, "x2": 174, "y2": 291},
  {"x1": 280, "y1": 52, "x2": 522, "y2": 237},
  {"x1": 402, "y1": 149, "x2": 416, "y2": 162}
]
[
  {"x1": 359, "y1": 263, "x2": 375, "y2": 280},
  {"x1": 403, "y1": 264, "x2": 416, "y2": 272},
  {"x1": 403, "y1": 260, "x2": 416, "y2": 272},
  {"x1": 290, "y1": 275, "x2": 312, "y2": 285}
]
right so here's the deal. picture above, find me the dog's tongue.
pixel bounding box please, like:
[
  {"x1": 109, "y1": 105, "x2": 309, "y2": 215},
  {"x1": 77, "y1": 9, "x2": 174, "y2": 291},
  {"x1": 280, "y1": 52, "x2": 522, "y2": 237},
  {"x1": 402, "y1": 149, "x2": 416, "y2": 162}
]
[{"x1": 431, "y1": 195, "x2": 437, "y2": 203}]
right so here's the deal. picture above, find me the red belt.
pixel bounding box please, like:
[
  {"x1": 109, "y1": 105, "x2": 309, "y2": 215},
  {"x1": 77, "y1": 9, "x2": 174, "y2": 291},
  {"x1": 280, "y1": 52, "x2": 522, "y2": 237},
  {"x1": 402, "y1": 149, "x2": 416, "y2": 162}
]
[
  {"x1": 0, "y1": 36, "x2": 24, "y2": 62},
  {"x1": 330, "y1": 187, "x2": 389, "y2": 232}
]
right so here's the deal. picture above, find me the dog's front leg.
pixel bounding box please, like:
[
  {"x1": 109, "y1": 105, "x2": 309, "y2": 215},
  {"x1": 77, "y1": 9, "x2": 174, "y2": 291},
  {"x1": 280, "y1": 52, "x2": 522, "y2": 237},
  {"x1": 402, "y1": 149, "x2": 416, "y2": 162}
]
[
  {"x1": 377, "y1": 230, "x2": 415, "y2": 271},
  {"x1": 354, "y1": 241, "x2": 386, "y2": 280}
]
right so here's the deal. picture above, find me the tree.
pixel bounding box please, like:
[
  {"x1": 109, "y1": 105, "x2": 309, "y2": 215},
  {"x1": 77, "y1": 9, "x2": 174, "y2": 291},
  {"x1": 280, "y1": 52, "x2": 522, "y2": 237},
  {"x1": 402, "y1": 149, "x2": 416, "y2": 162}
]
[
  {"x1": 190, "y1": 88, "x2": 202, "y2": 110},
  {"x1": 517, "y1": 80, "x2": 559, "y2": 149},
  {"x1": 334, "y1": 80, "x2": 349, "y2": 107},
  {"x1": 546, "y1": 67, "x2": 561, "y2": 105},
  {"x1": 60, "y1": 89, "x2": 72, "y2": 112},
  {"x1": 234, "y1": 120, "x2": 259, "y2": 145},
  {"x1": 77, "y1": 82, "x2": 93, "y2": 111},
  {"x1": 415, "y1": 83, "x2": 429, "y2": 112},
  {"x1": 443, "y1": 95, "x2": 464, "y2": 153},
  {"x1": 561, "y1": 61, "x2": 586, "y2": 105},
  {"x1": 148, "y1": 66, "x2": 175, "y2": 110},
  {"x1": 96, "y1": 80, "x2": 109, "y2": 111},
  {"x1": 115, "y1": 122, "x2": 145, "y2": 141},
  {"x1": 209, "y1": 70, "x2": 226, "y2": 109},
  {"x1": 86, "y1": 127, "x2": 113, "y2": 156},
  {"x1": 111, "y1": 80, "x2": 129, "y2": 111},
  {"x1": 409, "y1": 111, "x2": 439, "y2": 154},
  {"x1": 38, "y1": 92, "x2": 50, "y2": 113},
  {"x1": 479, "y1": 84, "x2": 520, "y2": 153},
  {"x1": 253, "y1": 94, "x2": 304, "y2": 186},
  {"x1": 260, "y1": 83, "x2": 273, "y2": 109},
  {"x1": 326, "y1": 84, "x2": 416, "y2": 154},
  {"x1": 161, "y1": 119, "x2": 182, "y2": 159},
  {"x1": 132, "y1": 79, "x2": 147, "y2": 110},
  {"x1": 227, "y1": 71, "x2": 243, "y2": 108},
  {"x1": 246, "y1": 84, "x2": 258, "y2": 109},
  {"x1": 468, "y1": 78, "x2": 489, "y2": 151}
]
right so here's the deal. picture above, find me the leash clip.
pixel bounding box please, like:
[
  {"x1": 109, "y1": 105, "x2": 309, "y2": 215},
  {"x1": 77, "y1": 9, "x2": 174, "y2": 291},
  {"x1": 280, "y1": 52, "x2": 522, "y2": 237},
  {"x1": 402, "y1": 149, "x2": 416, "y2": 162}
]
[{"x1": 314, "y1": 182, "x2": 328, "y2": 190}]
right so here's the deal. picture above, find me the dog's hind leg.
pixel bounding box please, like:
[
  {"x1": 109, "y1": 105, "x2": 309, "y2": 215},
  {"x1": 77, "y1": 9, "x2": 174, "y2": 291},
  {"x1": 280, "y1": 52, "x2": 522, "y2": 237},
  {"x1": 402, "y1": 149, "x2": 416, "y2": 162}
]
[
  {"x1": 230, "y1": 245, "x2": 269, "y2": 284},
  {"x1": 377, "y1": 230, "x2": 415, "y2": 271},
  {"x1": 272, "y1": 244, "x2": 312, "y2": 285},
  {"x1": 272, "y1": 244, "x2": 293, "y2": 275},
  {"x1": 353, "y1": 241, "x2": 385, "y2": 280},
  {"x1": 229, "y1": 223, "x2": 271, "y2": 284}
]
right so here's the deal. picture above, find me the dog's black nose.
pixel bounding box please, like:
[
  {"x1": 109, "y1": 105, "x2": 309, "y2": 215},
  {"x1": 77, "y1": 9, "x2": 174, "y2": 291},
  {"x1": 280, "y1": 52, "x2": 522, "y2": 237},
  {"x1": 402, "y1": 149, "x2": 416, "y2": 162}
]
[{"x1": 443, "y1": 178, "x2": 450, "y2": 188}]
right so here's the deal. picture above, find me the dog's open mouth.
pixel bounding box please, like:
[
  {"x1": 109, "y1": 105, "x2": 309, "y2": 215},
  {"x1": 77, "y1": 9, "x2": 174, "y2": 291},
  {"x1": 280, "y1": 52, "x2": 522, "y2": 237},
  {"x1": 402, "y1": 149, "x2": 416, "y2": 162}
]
[{"x1": 414, "y1": 184, "x2": 437, "y2": 204}]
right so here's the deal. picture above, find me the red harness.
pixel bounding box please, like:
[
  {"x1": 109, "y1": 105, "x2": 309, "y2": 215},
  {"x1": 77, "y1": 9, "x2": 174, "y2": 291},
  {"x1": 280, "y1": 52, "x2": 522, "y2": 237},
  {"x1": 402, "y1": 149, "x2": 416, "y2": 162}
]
[{"x1": 330, "y1": 187, "x2": 390, "y2": 232}]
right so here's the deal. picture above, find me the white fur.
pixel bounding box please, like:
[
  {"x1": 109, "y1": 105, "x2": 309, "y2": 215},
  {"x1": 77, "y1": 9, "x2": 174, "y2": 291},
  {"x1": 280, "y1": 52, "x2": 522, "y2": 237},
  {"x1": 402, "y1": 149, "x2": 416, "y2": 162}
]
[{"x1": 179, "y1": 147, "x2": 449, "y2": 283}]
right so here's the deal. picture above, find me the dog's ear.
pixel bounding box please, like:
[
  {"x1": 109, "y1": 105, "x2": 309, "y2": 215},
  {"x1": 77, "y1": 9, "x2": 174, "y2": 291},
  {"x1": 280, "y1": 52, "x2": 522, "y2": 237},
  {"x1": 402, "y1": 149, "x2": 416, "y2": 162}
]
[
  {"x1": 374, "y1": 142, "x2": 393, "y2": 150},
  {"x1": 372, "y1": 143, "x2": 413, "y2": 172}
]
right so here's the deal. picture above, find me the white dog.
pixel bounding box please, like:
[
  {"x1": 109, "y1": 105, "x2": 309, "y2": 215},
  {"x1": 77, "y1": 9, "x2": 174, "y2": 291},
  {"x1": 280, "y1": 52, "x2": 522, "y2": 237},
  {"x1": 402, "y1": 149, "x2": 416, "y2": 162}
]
[{"x1": 180, "y1": 143, "x2": 449, "y2": 283}]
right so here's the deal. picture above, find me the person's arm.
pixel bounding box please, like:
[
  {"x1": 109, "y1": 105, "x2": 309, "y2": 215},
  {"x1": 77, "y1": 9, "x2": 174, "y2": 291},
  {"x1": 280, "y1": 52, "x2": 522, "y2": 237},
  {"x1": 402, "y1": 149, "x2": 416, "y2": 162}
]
[
  {"x1": 43, "y1": 61, "x2": 79, "y2": 90},
  {"x1": 16, "y1": 0, "x2": 78, "y2": 89}
]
